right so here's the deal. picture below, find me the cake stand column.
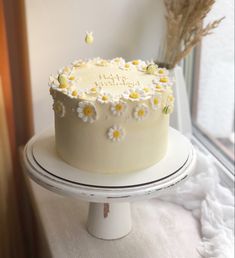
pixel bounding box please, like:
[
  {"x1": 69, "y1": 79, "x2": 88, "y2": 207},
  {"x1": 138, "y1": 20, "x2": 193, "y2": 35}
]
[{"x1": 87, "y1": 202, "x2": 132, "y2": 240}]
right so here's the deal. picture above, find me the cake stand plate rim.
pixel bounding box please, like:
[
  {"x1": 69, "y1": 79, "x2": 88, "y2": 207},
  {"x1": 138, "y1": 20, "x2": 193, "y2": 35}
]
[{"x1": 24, "y1": 127, "x2": 196, "y2": 191}]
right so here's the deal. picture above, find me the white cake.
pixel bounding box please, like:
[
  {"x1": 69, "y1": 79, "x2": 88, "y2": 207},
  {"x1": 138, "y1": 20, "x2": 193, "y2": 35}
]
[{"x1": 49, "y1": 58, "x2": 174, "y2": 173}]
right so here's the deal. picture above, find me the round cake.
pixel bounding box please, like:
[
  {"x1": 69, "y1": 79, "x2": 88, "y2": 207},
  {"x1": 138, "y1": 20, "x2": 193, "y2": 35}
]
[{"x1": 49, "y1": 58, "x2": 174, "y2": 173}]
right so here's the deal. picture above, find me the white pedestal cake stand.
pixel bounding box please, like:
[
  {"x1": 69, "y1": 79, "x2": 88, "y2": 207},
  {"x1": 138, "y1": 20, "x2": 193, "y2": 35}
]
[{"x1": 23, "y1": 127, "x2": 196, "y2": 240}]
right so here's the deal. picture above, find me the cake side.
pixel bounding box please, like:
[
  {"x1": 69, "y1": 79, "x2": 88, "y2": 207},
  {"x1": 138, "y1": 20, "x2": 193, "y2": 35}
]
[{"x1": 49, "y1": 58, "x2": 174, "y2": 174}]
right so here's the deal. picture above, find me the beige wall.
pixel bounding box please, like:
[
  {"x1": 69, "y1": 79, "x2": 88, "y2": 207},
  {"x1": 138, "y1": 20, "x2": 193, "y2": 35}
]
[{"x1": 25, "y1": 0, "x2": 165, "y2": 132}]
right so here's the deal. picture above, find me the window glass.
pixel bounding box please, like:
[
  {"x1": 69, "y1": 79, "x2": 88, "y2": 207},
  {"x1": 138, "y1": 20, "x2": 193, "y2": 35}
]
[{"x1": 191, "y1": 0, "x2": 234, "y2": 167}]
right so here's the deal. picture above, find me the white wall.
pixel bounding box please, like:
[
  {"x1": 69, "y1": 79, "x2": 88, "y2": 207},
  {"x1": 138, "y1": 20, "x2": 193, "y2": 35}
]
[{"x1": 25, "y1": 0, "x2": 165, "y2": 133}]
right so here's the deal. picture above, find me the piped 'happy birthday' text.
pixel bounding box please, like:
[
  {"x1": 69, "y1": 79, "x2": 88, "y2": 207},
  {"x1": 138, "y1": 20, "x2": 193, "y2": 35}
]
[{"x1": 94, "y1": 73, "x2": 140, "y2": 87}]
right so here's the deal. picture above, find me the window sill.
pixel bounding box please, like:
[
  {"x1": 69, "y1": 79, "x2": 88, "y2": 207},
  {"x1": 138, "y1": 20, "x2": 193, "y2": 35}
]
[{"x1": 191, "y1": 134, "x2": 234, "y2": 191}]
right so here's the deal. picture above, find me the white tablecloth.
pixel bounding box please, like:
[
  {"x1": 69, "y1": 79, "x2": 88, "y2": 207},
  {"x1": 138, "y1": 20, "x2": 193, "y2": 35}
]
[{"x1": 31, "y1": 181, "x2": 202, "y2": 258}]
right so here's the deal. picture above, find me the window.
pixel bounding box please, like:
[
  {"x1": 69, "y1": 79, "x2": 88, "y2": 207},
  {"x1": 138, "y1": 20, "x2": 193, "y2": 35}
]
[{"x1": 189, "y1": 0, "x2": 234, "y2": 173}]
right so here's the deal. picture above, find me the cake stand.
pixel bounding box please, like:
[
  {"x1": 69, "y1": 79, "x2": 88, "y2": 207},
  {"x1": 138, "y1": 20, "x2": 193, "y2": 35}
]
[{"x1": 23, "y1": 127, "x2": 196, "y2": 240}]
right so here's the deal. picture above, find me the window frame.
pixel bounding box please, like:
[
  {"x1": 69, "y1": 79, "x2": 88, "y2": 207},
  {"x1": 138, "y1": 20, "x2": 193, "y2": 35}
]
[{"x1": 184, "y1": 44, "x2": 234, "y2": 175}]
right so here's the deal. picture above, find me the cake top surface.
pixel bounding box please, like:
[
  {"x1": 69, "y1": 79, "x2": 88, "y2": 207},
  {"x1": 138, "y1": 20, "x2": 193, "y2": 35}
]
[{"x1": 49, "y1": 57, "x2": 173, "y2": 102}]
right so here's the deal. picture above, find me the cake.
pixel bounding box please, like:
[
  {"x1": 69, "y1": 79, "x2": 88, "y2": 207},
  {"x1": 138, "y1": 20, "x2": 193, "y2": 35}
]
[{"x1": 49, "y1": 58, "x2": 174, "y2": 174}]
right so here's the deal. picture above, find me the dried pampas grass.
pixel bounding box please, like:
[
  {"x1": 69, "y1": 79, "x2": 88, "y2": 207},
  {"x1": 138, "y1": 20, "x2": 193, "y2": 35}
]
[{"x1": 158, "y1": 0, "x2": 224, "y2": 69}]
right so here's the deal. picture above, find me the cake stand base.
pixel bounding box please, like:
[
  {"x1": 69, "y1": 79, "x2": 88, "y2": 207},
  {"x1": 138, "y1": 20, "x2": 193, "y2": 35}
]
[
  {"x1": 87, "y1": 202, "x2": 132, "y2": 240},
  {"x1": 23, "y1": 127, "x2": 196, "y2": 241}
]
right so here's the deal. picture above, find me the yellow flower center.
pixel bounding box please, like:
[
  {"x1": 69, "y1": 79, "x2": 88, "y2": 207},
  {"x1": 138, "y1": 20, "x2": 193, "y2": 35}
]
[
  {"x1": 90, "y1": 87, "x2": 97, "y2": 93},
  {"x1": 55, "y1": 104, "x2": 62, "y2": 113},
  {"x1": 168, "y1": 95, "x2": 174, "y2": 102},
  {"x1": 143, "y1": 88, "x2": 149, "y2": 92},
  {"x1": 59, "y1": 83, "x2": 68, "y2": 89},
  {"x1": 69, "y1": 76, "x2": 75, "y2": 80},
  {"x1": 155, "y1": 84, "x2": 162, "y2": 89},
  {"x1": 132, "y1": 60, "x2": 139, "y2": 65},
  {"x1": 115, "y1": 104, "x2": 123, "y2": 111},
  {"x1": 63, "y1": 67, "x2": 70, "y2": 73},
  {"x1": 83, "y1": 106, "x2": 93, "y2": 116},
  {"x1": 154, "y1": 98, "x2": 159, "y2": 105},
  {"x1": 160, "y1": 77, "x2": 169, "y2": 83},
  {"x1": 72, "y1": 90, "x2": 78, "y2": 97},
  {"x1": 129, "y1": 92, "x2": 140, "y2": 99},
  {"x1": 113, "y1": 130, "x2": 121, "y2": 139},
  {"x1": 102, "y1": 95, "x2": 109, "y2": 101},
  {"x1": 158, "y1": 69, "x2": 164, "y2": 74},
  {"x1": 138, "y1": 109, "x2": 145, "y2": 117},
  {"x1": 101, "y1": 60, "x2": 106, "y2": 65},
  {"x1": 125, "y1": 63, "x2": 130, "y2": 68}
]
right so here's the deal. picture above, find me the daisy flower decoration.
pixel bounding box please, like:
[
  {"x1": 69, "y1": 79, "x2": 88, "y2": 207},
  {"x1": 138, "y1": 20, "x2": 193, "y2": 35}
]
[
  {"x1": 72, "y1": 59, "x2": 87, "y2": 68},
  {"x1": 110, "y1": 100, "x2": 127, "y2": 116},
  {"x1": 58, "y1": 66, "x2": 72, "y2": 75},
  {"x1": 67, "y1": 86, "x2": 84, "y2": 99},
  {"x1": 152, "y1": 77, "x2": 170, "y2": 91},
  {"x1": 156, "y1": 67, "x2": 169, "y2": 77},
  {"x1": 53, "y1": 101, "x2": 66, "y2": 118},
  {"x1": 123, "y1": 88, "x2": 145, "y2": 101},
  {"x1": 119, "y1": 62, "x2": 134, "y2": 71},
  {"x1": 77, "y1": 101, "x2": 98, "y2": 123},
  {"x1": 48, "y1": 75, "x2": 59, "y2": 88},
  {"x1": 162, "y1": 93, "x2": 175, "y2": 115},
  {"x1": 131, "y1": 59, "x2": 146, "y2": 68},
  {"x1": 153, "y1": 75, "x2": 172, "y2": 86},
  {"x1": 150, "y1": 93, "x2": 162, "y2": 110},
  {"x1": 133, "y1": 104, "x2": 149, "y2": 121},
  {"x1": 142, "y1": 85, "x2": 154, "y2": 95},
  {"x1": 96, "y1": 59, "x2": 109, "y2": 66},
  {"x1": 107, "y1": 125, "x2": 125, "y2": 142},
  {"x1": 111, "y1": 57, "x2": 125, "y2": 66},
  {"x1": 122, "y1": 87, "x2": 148, "y2": 102},
  {"x1": 67, "y1": 68, "x2": 79, "y2": 83},
  {"x1": 153, "y1": 83, "x2": 166, "y2": 93},
  {"x1": 86, "y1": 86, "x2": 101, "y2": 95},
  {"x1": 137, "y1": 61, "x2": 147, "y2": 72},
  {"x1": 97, "y1": 92, "x2": 114, "y2": 104}
]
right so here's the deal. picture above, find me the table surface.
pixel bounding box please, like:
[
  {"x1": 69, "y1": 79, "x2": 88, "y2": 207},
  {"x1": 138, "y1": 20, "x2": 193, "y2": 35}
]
[{"x1": 30, "y1": 180, "x2": 202, "y2": 258}]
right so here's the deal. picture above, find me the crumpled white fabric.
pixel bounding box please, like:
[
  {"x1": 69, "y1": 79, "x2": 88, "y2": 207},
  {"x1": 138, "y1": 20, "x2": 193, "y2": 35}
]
[{"x1": 159, "y1": 150, "x2": 234, "y2": 258}]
